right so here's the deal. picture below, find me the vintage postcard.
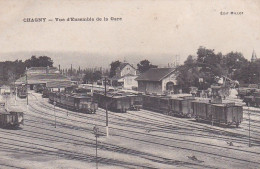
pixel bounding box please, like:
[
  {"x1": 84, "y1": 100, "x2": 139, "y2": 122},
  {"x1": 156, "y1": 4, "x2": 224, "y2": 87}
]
[{"x1": 0, "y1": 0, "x2": 259, "y2": 169}]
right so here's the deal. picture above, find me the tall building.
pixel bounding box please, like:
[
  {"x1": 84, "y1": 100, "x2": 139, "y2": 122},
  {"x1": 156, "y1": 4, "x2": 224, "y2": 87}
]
[{"x1": 251, "y1": 50, "x2": 257, "y2": 62}]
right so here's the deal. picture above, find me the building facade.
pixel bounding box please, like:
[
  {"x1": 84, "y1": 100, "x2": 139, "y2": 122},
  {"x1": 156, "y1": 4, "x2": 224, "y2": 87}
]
[
  {"x1": 136, "y1": 68, "x2": 178, "y2": 94},
  {"x1": 15, "y1": 67, "x2": 71, "y2": 90},
  {"x1": 111, "y1": 63, "x2": 138, "y2": 89}
]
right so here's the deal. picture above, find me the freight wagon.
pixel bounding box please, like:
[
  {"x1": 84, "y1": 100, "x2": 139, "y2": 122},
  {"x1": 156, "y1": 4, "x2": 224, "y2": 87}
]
[
  {"x1": 0, "y1": 102, "x2": 24, "y2": 128},
  {"x1": 17, "y1": 85, "x2": 27, "y2": 98},
  {"x1": 192, "y1": 100, "x2": 243, "y2": 127},
  {"x1": 42, "y1": 88, "x2": 50, "y2": 98},
  {"x1": 125, "y1": 93, "x2": 143, "y2": 111},
  {"x1": 243, "y1": 89, "x2": 260, "y2": 107},
  {"x1": 93, "y1": 91, "x2": 131, "y2": 112},
  {"x1": 49, "y1": 92, "x2": 98, "y2": 113},
  {"x1": 142, "y1": 94, "x2": 195, "y2": 117}
]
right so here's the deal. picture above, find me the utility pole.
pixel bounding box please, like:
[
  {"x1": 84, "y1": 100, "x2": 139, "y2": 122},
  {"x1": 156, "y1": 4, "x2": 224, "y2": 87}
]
[
  {"x1": 105, "y1": 77, "x2": 109, "y2": 137},
  {"x1": 54, "y1": 101, "x2": 57, "y2": 128},
  {"x1": 15, "y1": 86, "x2": 17, "y2": 106},
  {"x1": 248, "y1": 107, "x2": 251, "y2": 147},
  {"x1": 26, "y1": 69, "x2": 29, "y2": 109},
  {"x1": 93, "y1": 125, "x2": 100, "y2": 169}
]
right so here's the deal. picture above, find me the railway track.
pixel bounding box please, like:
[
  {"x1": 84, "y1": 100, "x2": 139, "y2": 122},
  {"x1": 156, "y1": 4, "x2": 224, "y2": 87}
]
[
  {"x1": 34, "y1": 100, "x2": 260, "y2": 147},
  {"x1": 22, "y1": 99, "x2": 260, "y2": 168},
  {"x1": 35, "y1": 101, "x2": 258, "y2": 146}
]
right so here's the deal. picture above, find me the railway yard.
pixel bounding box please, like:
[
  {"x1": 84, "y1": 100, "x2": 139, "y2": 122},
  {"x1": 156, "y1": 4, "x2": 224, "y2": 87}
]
[{"x1": 1, "y1": 92, "x2": 260, "y2": 169}]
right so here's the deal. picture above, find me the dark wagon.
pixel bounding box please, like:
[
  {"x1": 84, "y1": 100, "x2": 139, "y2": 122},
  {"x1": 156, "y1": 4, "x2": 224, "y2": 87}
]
[
  {"x1": 93, "y1": 91, "x2": 131, "y2": 112},
  {"x1": 17, "y1": 85, "x2": 27, "y2": 99},
  {"x1": 243, "y1": 90, "x2": 260, "y2": 107},
  {"x1": 142, "y1": 94, "x2": 194, "y2": 117},
  {"x1": 49, "y1": 92, "x2": 98, "y2": 113},
  {"x1": 127, "y1": 93, "x2": 143, "y2": 111},
  {"x1": 192, "y1": 100, "x2": 243, "y2": 127},
  {"x1": 0, "y1": 102, "x2": 24, "y2": 128},
  {"x1": 169, "y1": 96, "x2": 195, "y2": 117},
  {"x1": 142, "y1": 95, "x2": 170, "y2": 114}
]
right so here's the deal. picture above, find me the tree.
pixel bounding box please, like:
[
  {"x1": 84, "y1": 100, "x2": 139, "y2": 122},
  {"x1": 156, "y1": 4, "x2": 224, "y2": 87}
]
[
  {"x1": 222, "y1": 52, "x2": 249, "y2": 83},
  {"x1": 109, "y1": 60, "x2": 121, "y2": 77},
  {"x1": 137, "y1": 59, "x2": 158, "y2": 73},
  {"x1": 196, "y1": 47, "x2": 223, "y2": 86},
  {"x1": 83, "y1": 71, "x2": 93, "y2": 84},
  {"x1": 25, "y1": 56, "x2": 53, "y2": 68},
  {"x1": 176, "y1": 55, "x2": 200, "y2": 92},
  {"x1": 93, "y1": 71, "x2": 102, "y2": 82},
  {"x1": 83, "y1": 71, "x2": 102, "y2": 84}
]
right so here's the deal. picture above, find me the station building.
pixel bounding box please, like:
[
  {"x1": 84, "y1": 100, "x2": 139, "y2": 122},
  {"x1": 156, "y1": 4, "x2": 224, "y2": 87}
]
[
  {"x1": 136, "y1": 68, "x2": 179, "y2": 94},
  {"x1": 15, "y1": 67, "x2": 71, "y2": 90},
  {"x1": 110, "y1": 63, "x2": 139, "y2": 89}
]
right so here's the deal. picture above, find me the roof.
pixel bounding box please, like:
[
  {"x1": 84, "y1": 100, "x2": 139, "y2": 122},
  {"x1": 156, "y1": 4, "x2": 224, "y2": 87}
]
[
  {"x1": 26, "y1": 67, "x2": 60, "y2": 74},
  {"x1": 15, "y1": 73, "x2": 70, "y2": 85},
  {"x1": 46, "y1": 80, "x2": 72, "y2": 88},
  {"x1": 118, "y1": 63, "x2": 136, "y2": 71},
  {"x1": 135, "y1": 68, "x2": 176, "y2": 82},
  {"x1": 28, "y1": 67, "x2": 57, "y2": 71}
]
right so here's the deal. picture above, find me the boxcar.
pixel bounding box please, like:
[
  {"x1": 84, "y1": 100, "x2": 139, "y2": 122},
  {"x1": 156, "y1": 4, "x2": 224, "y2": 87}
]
[
  {"x1": 17, "y1": 85, "x2": 27, "y2": 99},
  {"x1": 93, "y1": 92, "x2": 131, "y2": 112},
  {"x1": 143, "y1": 94, "x2": 195, "y2": 117},
  {"x1": 142, "y1": 95, "x2": 168, "y2": 113},
  {"x1": 0, "y1": 103, "x2": 24, "y2": 128},
  {"x1": 192, "y1": 100, "x2": 243, "y2": 127},
  {"x1": 211, "y1": 104, "x2": 242, "y2": 127},
  {"x1": 42, "y1": 88, "x2": 50, "y2": 98},
  {"x1": 49, "y1": 92, "x2": 97, "y2": 113},
  {"x1": 169, "y1": 96, "x2": 195, "y2": 117},
  {"x1": 192, "y1": 100, "x2": 211, "y2": 121},
  {"x1": 127, "y1": 94, "x2": 143, "y2": 110},
  {"x1": 243, "y1": 90, "x2": 260, "y2": 107}
]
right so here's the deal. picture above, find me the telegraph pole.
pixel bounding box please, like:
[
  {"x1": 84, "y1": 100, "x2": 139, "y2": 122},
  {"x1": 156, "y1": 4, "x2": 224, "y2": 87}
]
[
  {"x1": 105, "y1": 77, "x2": 109, "y2": 137},
  {"x1": 93, "y1": 125, "x2": 99, "y2": 169},
  {"x1": 54, "y1": 101, "x2": 57, "y2": 128},
  {"x1": 26, "y1": 69, "x2": 29, "y2": 109},
  {"x1": 15, "y1": 86, "x2": 17, "y2": 106},
  {"x1": 248, "y1": 107, "x2": 251, "y2": 147}
]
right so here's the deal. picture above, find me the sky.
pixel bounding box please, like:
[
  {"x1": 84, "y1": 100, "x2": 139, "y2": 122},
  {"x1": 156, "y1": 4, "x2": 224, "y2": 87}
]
[{"x1": 0, "y1": 0, "x2": 259, "y2": 69}]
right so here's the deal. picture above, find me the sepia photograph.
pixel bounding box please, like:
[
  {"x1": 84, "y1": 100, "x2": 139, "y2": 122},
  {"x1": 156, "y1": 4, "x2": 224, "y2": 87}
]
[{"x1": 0, "y1": 0, "x2": 260, "y2": 168}]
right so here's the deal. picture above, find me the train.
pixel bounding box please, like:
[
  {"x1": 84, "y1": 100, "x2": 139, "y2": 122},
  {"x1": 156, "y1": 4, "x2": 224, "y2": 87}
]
[
  {"x1": 92, "y1": 91, "x2": 143, "y2": 112},
  {"x1": 44, "y1": 84, "x2": 243, "y2": 127},
  {"x1": 143, "y1": 94, "x2": 195, "y2": 117},
  {"x1": 0, "y1": 102, "x2": 24, "y2": 128},
  {"x1": 142, "y1": 93, "x2": 243, "y2": 127},
  {"x1": 236, "y1": 84, "x2": 260, "y2": 107},
  {"x1": 192, "y1": 100, "x2": 243, "y2": 127},
  {"x1": 49, "y1": 91, "x2": 98, "y2": 114},
  {"x1": 243, "y1": 89, "x2": 260, "y2": 107},
  {"x1": 42, "y1": 88, "x2": 50, "y2": 98},
  {"x1": 17, "y1": 85, "x2": 27, "y2": 98},
  {"x1": 34, "y1": 84, "x2": 45, "y2": 93}
]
